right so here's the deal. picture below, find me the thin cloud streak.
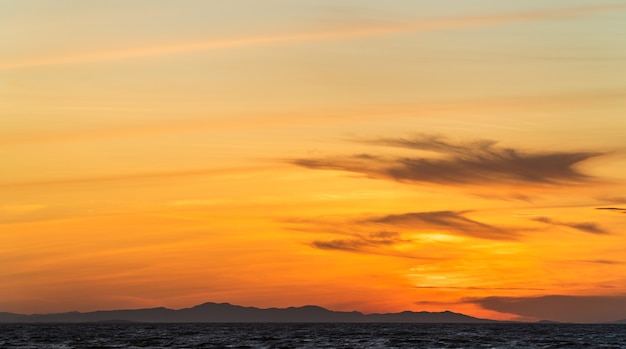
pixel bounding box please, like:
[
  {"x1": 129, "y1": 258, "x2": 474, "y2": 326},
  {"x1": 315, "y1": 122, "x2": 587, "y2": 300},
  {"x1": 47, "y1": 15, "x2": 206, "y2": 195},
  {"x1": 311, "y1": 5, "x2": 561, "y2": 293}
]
[
  {"x1": 580, "y1": 259, "x2": 623, "y2": 265},
  {"x1": 365, "y1": 211, "x2": 516, "y2": 240},
  {"x1": 532, "y1": 216, "x2": 609, "y2": 234},
  {"x1": 415, "y1": 286, "x2": 546, "y2": 291},
  {"x1": 596, "y1": 207, "x2": 626, "y2": 213},
  {"x1": 0, "y1": 165, "x2": 280, "y2": 189},
  {"x1": 4, "y1": 88, "x2": 624, "y2": 147},
  {"x1": 2, "y1": 4, "x2": 625, "y2": 70},
  {"x1": 310, "y1": 231, "x2": 426, "y2": 260},
  {"x1": 291, "y1": 211, "x2": 519, "y2": 258}
]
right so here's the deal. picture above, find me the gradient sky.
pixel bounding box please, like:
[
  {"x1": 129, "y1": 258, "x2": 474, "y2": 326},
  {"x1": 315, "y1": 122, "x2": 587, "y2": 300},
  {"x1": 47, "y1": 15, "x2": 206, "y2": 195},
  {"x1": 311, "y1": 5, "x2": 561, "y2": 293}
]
[{"x1": 2, "y1": 0, "x2": 626, "y2": 323}]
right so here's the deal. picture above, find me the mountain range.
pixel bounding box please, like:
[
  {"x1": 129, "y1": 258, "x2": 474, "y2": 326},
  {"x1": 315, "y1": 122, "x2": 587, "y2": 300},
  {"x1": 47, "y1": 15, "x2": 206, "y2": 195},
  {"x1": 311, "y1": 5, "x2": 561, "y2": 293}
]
[{"x1": 0, "y1": 302, "x2": 497, "y2": 323}]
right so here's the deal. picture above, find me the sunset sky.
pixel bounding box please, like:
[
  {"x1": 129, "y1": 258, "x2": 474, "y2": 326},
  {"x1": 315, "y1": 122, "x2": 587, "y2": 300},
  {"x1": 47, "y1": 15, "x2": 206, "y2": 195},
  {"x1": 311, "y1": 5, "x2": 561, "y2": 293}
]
[{"x1": 2, "y1": 0, "x2": 626, "y2": 323}]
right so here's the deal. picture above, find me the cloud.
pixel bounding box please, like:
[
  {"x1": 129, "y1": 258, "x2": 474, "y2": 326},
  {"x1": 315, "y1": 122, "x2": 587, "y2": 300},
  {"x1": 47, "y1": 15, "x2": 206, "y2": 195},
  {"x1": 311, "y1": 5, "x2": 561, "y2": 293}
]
[
  {"x1": 312, "y1": 230, "x2": 406, "y2": 250},
  {"x1": 292, "y1": 210, "x2": 519, "y2": 261},
  {"x1": 0, "y1": 204, "x2": 56, "y2": 224},
  {"x1": 415, "y1": 286, "x2": 546, "y2": 291},
  {"x1": 581, "y1": 259, "x2": 623, "y2": 265},
  {"x1": 472, "y1": 192, "x2": 535, "y2": 203},
  {"x1": 532, "y1": 216, "x2": 609, "y2": 234},
  {"x1": 0, "y1": 165, "x2": 278, "y2": 189},
  {"x1": 365, "y1": 211, "x2": 517, "y2": 240},
  {"x1": 2, "y1": 4, "x2": 625, "y2": 70},
  {"x1": 293, "y1": 135, "x2": 602, "y2": 187},
  {"x1": 0, "y1": 204, "x2": 47, "y2": 214},
  {"x1": 597, "y1": 196, "x2": 626, "y2": 204},
  {"x1": 596, "y1": 207, "x2": 626, "y2": 214},
  {"x1": 470, "y1": 295, "x2": 626, "y2": 323},
  {"x1": 310, "y1": 231, "x2": 423, "y2": 259}
]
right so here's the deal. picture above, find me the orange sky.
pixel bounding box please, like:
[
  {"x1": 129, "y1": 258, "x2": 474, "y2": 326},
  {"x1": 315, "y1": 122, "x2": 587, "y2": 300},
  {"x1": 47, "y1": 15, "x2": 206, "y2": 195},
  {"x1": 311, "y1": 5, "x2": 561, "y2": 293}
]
[{"x1": 2, "y1": 0, "x2": 626, "y2": 323}]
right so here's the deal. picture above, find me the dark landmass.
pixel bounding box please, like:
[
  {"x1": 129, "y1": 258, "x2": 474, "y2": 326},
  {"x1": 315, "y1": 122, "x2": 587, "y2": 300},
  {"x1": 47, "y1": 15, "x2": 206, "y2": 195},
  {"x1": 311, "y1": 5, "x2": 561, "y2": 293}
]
[
  {"x1": 535, "y1": 320, "x2": 561, "y2": 324},
  {"x1": 0, "y1": 302, "x2": 498, "y2": 323}
]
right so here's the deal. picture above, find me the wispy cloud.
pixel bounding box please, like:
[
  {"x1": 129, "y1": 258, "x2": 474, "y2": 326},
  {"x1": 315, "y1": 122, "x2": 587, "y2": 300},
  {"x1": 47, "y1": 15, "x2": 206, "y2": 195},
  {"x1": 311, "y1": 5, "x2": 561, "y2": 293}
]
[
  {"x1": 292, "y1": 134, "x2": 602, "y2": 187},
  {"x1": 4, "y1": 89, "x2": 624, "y2": 147},
  {"x1": 291, "y1": 210, "x2": 520, "y2": 261},
  {"x1": 532, "y1": 216, "x2": 609, "y2": 235},
  {"x1": 0, "y1": 165, "x2": 279, "y2": 189},
  {"x1": 470, "y1": 295, "x2": 626, "y2": 323},
  {"x1": 310, "y1": 231, "x2": 423, "y2": 259},
  {"x1": 596, "y1": 207, "x2": 626, "y2": 214},
  {"x1": 580, "y1": 259, "x2": 623, "y2": 265},
  {"x1": 364, "y1": 211, "x2": 516, "y2": 240},
  {"x1": 415, "y1": 286, "x2": 545, "y2": 291},
  {"x1": 2, "y1": 4, "x2": 625, "y2": 70},
  {"x1": 598, "y1": 196, "x2": 626, "y2": 204},
  {"x1": 471, "y1": 192, "x2": 535, "y2": 203},
  {"x1": 0, "y1": 204, "x2": 54, "y2": 224}
]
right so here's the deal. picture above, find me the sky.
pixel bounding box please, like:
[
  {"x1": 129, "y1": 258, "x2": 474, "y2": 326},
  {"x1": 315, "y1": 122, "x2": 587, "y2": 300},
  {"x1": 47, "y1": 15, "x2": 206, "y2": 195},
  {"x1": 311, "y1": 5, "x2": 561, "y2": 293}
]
[{"x1": 2, "y1": 0, "x2": 626, "y2": 323}]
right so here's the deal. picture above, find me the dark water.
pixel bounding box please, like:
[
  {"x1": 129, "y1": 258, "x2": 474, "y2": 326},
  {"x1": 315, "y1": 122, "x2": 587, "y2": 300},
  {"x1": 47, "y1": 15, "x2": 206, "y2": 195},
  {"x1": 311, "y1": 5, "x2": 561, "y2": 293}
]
[{"x1": 2, "y1": 323, "x2": 626, "y2": 348}]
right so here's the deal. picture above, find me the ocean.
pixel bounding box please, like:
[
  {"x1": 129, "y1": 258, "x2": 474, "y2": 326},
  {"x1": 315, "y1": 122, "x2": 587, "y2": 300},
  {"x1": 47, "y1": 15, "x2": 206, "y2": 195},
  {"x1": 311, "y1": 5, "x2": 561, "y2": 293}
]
[{"x1": 1, "y1": 322, "x2": 626, "y2": 348}]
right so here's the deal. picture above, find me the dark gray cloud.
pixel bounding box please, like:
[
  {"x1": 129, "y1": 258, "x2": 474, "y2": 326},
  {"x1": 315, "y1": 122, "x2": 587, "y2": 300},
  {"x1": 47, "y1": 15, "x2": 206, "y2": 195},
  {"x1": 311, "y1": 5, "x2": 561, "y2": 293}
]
[
  {"x1": 365, "y1": 211, "x2": 517, "y2": 240},
  {"x1": 532, "y1": 216, "x2": 609, "y2": 234},
  {"x1": 470, "y1": 295, "x2": 626, "y2": 323},
  {"x1": 292, "y1": 135, "x2": 602, "y2": 186}
]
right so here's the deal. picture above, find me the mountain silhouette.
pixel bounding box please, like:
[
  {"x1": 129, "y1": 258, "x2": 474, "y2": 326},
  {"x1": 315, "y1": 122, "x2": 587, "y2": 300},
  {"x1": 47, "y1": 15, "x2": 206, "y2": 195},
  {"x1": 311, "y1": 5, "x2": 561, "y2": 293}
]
[{"x1": 0, "y1": 302, "x2": 497, "y2": 323}]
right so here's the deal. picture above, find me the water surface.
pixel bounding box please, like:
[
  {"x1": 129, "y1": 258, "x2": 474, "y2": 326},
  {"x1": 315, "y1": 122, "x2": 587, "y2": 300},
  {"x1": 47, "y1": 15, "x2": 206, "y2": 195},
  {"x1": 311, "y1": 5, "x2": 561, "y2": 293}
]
[{"x1": 2, "y1": 322, "x2": 626, "y2": 348}]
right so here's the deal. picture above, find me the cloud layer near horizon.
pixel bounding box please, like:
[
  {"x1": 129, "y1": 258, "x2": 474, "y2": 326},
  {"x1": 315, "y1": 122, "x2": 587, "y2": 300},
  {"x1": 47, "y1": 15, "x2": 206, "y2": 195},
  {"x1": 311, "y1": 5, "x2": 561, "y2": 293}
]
[
  {"x1": 292, "y1": 135, "x2": 602, "y2": 187},
  {"x1": 471, "y1": 295, "x2": 626, "y2": 323}
]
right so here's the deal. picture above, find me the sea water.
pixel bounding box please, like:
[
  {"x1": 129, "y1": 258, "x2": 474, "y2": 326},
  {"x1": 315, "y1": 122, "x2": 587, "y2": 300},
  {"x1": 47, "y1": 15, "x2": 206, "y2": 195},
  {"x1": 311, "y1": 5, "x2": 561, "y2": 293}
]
[{"x1": 1, "y1": 322, "x2": 626, "y2": 348}]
